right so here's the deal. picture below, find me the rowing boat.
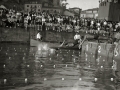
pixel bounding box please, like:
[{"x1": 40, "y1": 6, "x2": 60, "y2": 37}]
[{"x1": 30, "y1": 39, "x2": 83, "y2": 50}]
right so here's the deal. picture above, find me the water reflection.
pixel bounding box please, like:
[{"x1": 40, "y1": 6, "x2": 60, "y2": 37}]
[
  {"x1": 36, "y1": 43, "x2": 56, "y2": 58},
  {"x1": 0, "y1": 43, "x2": 119, "y2": 90}
]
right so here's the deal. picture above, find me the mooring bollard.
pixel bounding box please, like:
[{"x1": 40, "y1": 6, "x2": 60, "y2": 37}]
[
  {"x1": 101, "y1": 66, "x2": 103, "y2": 69},
  {"x1": 94, "y1": 78, "x2": 98, "y2": 82},
  {"x1": 111, "y1": 78, "x2": 114, "y2": 81},
  {"x1": 62, "y1": 78, "x2": 64, "y2": 81},
  {"x1": 27, "y1": 65, "x2": 30, "y2": 68},
  {"x1": 103, "y1": 59, "x2": 105, "y2": 62},
  {"x1": 23, "y1": 57, "x2": 25, "y2": 60},
  {"x1": 44, "y1": 78, "x2": 47, "y2": 81},
  {"x1": 112, "y1": 66, "x2": 114, "y2": 69},
  {"x1": 9, "y1": 57, "x2": 11, "y2": 60},
  {"x1": 49, "y1": 58, "x2": 51, "y2": 61},
  {"x1": 4, "y1": 79, "x2": 7, "y2": 84},
  {"x1": 66, "y1": 65, "x2": 67, "y2": 67},
  {"x1": 3, "y1": 64, "x2": 5, "y2": 68},
  {"x1": 25, "y1": 78, "x2": 28, "y2": 84},
  {"x1": 15, "y1": 53, "x2": 17, "y2": 55},
  {"x1": 77, "y1": 65, "x2": 80, "y2": 68},
  {"x1": 79, "y1": 78, "x2": 82, "y2": 81},
  {"x1": 53, "y1": 65, "x2": 56, "y2": 68},
  {"x1": 88, "y1": 65, "x2": 90, "y2": 68},
  {"x1": 41, "y1": 65, "x2": 43, "y2": 68}
]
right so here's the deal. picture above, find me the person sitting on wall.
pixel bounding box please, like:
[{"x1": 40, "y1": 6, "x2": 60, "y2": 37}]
[{"x1": 36, "y1": 32, "x2": 42, "y2": 41}]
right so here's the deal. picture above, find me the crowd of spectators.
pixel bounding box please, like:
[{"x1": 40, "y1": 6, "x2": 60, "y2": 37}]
[{"x1": 1, "y1": 9, "x2": 120, "y2": 40}]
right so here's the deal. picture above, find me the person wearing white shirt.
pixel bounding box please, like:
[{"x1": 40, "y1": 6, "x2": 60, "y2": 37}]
[
  {"x1": 60, "y1": 32, "x2": 82, "y2": 47},
  {"x1": 74, "y1": 32, "x2": 81, "y2": 40},
  {"x1": 104, "y1": 20, "x2": 107, "y2": 31},
  {"x1": 36, "y1": 32, "x2": 42, "y2": 41}
]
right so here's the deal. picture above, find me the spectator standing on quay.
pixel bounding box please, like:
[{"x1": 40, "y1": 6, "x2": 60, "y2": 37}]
[
  {"x1": 104, "y1": 20, "x2": 107, "y2": 31},
  {"x1": 108, "y1": 22, "x2": 113, "y2": 38}
]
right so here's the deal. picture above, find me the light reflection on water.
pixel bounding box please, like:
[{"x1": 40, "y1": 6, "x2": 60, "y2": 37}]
[
  {"x1": 36, "y1": 43, "x2": 56, "y2": 58},
  {"x1": 0, "y1": 43, "x2": 118, "y2": 90}
]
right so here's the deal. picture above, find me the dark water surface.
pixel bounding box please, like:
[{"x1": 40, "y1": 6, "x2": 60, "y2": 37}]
[{"x1": 0, "y1": 43, "x2": 119, "y2": 90}]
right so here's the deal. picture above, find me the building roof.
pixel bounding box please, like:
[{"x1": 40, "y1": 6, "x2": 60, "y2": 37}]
[
  {"x1": 43, "y1": 6, "x2": 61, "y2": 9},
  {"x1": 81, "y1": 8, "x2": 99, "y2": 14},
  {"x1": 25, "y1": 1, "x2": 42, "y2": 4},
  {"x1": 82, "y1": 8, "x2": 99, "y2": 12},
  {"x1": 64, "y1": 9, "x2": 79, "y2": 15},
  {"x1": 65, "y1": 9, "x2": 74, "y2": 13}
]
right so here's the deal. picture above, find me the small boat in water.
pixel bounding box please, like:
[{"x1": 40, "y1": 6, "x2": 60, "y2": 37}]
[{"x1": 30, "y1": 39, "x2": 82, "y2": 50}]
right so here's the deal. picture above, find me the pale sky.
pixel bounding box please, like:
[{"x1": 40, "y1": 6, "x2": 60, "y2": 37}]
[{"x1": 66, "y1": 0, "x2": 99, "y2": 10}]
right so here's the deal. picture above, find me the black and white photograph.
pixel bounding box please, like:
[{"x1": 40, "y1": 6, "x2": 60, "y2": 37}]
[{"x1": 0, "y1": 0, "x2": 120, "y2": 90}]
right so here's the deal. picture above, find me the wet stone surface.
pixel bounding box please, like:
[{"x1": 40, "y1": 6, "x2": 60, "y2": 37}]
[{"x1": 0, "y1": 43, "x2": 119, "y2": 90}]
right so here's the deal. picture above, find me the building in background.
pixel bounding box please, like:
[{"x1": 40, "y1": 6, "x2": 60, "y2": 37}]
[
  {"x1": 42, "y1": 0, "x2": 61, "y2": 14},
  {"x1": 24, "y1": 0, "x2": 62, "y2": 14},
  {"x1": 81, "y1": 8, "x2": 99, "y2": 19},
  {"x1": 24, "y1": 1, "x2": 42, "y2": 14},
  {"x1": 63, "y1": 9, "x2": 75, "y2": 16},
  {"x1": 98, "y1": 0, "x2": 120, "y2": 21}
]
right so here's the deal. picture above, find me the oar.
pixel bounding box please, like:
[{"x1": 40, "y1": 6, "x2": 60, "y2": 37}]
[
  {"x1": 59, "y1": 40, "x2": 65, "y2": 47},
  {"x1": 79, "y1": 36, "x2": 86, "y2": 49}
]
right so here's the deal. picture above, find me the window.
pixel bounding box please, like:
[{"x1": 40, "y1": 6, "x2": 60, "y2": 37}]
[
  {"x1": 38, "y1": 9, "x2": 40, "y2": 11},
  {"x1": 27, "y1": 5, "x2": 29, "y2": 7},
  {"x1": 86, "y1": 11, "x2": 92, "y2": 13},
  {"x1": 93, "y1": 11, "x2": 97, "y2": 13}
]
